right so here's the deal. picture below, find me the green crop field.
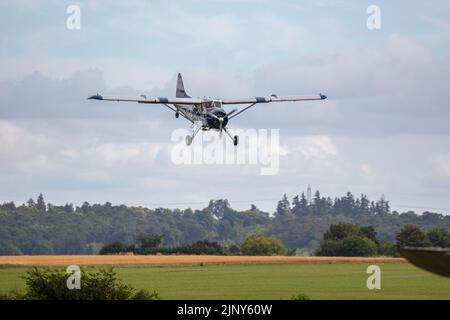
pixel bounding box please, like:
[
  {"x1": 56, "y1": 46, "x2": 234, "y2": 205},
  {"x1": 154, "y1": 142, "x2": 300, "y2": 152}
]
[{"x1": 1, "y1": 263, "x2": 449, "y2": 299}]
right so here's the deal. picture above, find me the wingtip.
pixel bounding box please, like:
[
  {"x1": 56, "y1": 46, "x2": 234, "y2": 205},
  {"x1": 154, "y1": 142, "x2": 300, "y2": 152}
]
[{"x1": 87, "y1": 94, "x2": 103, "y2": 100}]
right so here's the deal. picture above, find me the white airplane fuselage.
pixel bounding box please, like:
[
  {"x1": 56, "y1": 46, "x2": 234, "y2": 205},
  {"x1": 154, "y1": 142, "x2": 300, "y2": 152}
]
[{"x1": 176, "y1": 100, "x2": 228, "y2": 130}]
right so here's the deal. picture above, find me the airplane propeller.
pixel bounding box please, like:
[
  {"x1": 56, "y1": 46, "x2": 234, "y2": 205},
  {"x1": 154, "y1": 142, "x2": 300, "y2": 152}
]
[
  {"x1": 219, "y1": 118, "x2": 224, "y2": 138},
  {"x1": 207, "y1": 108, "x2": 237, "y2": 138}
]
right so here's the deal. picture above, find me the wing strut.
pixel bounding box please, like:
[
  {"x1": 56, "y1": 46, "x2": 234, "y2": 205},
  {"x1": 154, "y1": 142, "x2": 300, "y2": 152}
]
[
  {"x1": 228, "y1": 103, "x2": 256, "y2": 120},
  {"x1": 162, "y1": 104, "x2": 194, "y2": 124}
]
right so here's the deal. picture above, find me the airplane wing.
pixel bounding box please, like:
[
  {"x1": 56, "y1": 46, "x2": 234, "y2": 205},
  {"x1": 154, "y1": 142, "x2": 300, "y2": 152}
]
[
  {"x1": 87, "y1": 94, "x2": 203, "y2": 105},
  {"x1": 87, "y1": 93, "x2": 327, "y2": 121},
  {"x1": 221, "y1": 94, "x2": 327, "y2": 105},
  {"x1": 222, "y1": 93, "x2": 327, "y2": 119}
]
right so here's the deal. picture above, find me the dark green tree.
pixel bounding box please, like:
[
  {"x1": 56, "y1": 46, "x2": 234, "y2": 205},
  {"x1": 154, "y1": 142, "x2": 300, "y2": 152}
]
[
  {"x1": 26, "y1": 198, "x2": 35, "y2": 209},
  {"x1": 375, "y1": 195, "x2": 390, "y2": 215},
  {"x1": 360, "y1": 226, "x2": 378, "y2": 244},
  {"x1": 317, "y1": 223, "x2": 379, "y2": 256},
  {"x1": 138, "y1": 233, "x2": 163, "y2": 249},
  {"x1": 36, "y1": 193, "x2": 46, "y2": 213},
  {"x1": 426, "y1": 228, "x2": 450, "y2": 248},
  {"x1": 317, "y1": 237, "x2": 377, "y2": 257},
  {"x1": 99, "y1": 242, "x2": 126, "y2": 255},
  {"x1": 339, "y1": 237, "x2": 378, "y2": 256},
  {"x1": 241, "y1": 234, "x2": 287, "y2": 256},
  {"x1": 206, "y1": 199, "x2": 232, "y2": 219},
  {"x1": 292, "y1": 195, "x2": 301, "y2": 215},
  {"x1": 341, "y1": 192, "x2": 356, "y2": 216},
  {"x1": 312, "y1": 190, "x2": 322, "y2": 214},
  {"x1": 64, "y1": 203, "x2": 74, "y2": 213},
  {"x1": 323, "y1": 223, "x2": 361, "y2": 241},
  {"x1": 20, "y1": 267, "x2": 159, "y2": 300},
  {"x1": 292, "y1": 193, "x2": 310, "y2": 217},
  {"x1": 377, "y1": 241, "x2": 398, "y2": 257},
  {"x1": 359, "y1": 194, "x2": 370, "y2": 215},
  {"x1": 1, "y1": 201, "x2": 16, "y2": 211},
  {"x1": 396, "y1": 224, "x2": 431, "y2": 248},
  {"x1": 275, "y1": 194, "x2": 291, "y2": 216},
  {"x1": 300, "y1": 193, "x2": 309, "y2": 211},
  {"x1": 80, "y1": 201, "x2": 90, "y2": 214}
]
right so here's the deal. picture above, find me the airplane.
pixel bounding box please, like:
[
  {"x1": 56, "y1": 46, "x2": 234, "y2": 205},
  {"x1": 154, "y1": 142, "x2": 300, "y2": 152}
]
[{"x1": 88, "y1": 73, "x2": 327, "y2": 146}]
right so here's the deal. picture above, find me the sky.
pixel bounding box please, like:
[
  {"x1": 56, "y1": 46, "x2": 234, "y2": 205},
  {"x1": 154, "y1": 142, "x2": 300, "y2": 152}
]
[{"x1": 1, "y1": 0, "x2": 450, "y2": 213}]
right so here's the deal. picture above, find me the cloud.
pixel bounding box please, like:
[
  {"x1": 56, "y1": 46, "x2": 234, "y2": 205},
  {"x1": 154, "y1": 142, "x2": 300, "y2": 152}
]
[
  {"x1": 0, "y1": 120, "x2": 49, "y2": 150},
  {"x1": 0, "y1": 0, "x2": 58, "y2": 12},
  {"x1": 435, "y1": 153, "x2": 450, "y2": 177},
  {"x1": 0, "y1": 117, "x2": 339, "y2": 209},
  {"x1": 360, "y1": 163, "x2": 375, "y2": 179},
  {"x1": 285, "y1": 135, "x2": 338, "y2": 159},
  {"x1": 0, "y1": 69, "x2": 181, "y2": 119},
  {"x1": 102, "y1": 4, "x2": 243, "y2": 47},
  {"x1": 257, "y1": 14, "x2": 304, "y2": 49},
  {"x1": 3, "y1": 33, "x2": 449, "y2": 139},
  {"x1": 248, "y1": 34, "x2": 450, "y2": 136},
  {"x1": 89, "y1": 142, "x2": 162, "y2": 166},
  {"x1": 0, "y1": 55, "x2": 174, "y2": 90}
]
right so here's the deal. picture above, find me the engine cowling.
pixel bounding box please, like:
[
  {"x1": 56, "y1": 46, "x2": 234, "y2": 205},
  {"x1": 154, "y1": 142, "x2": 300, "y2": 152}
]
[{"x1": 206, "y1": 108, "x2": 228, "y2": 129}]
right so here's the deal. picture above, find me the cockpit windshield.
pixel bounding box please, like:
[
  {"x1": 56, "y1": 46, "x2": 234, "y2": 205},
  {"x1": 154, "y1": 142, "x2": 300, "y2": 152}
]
[
  {"x1": 201, "y1": 100, "x2": 214, "y2": 109},
  {"x1": 201, "y1": 99, "x2": 222, "y2": 109}
]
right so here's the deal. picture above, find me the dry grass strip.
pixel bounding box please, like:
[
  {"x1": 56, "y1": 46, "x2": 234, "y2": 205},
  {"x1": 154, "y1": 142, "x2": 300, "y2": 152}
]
[{"x1": 0, "y1": 255, "x2": 407, "y2": 267}]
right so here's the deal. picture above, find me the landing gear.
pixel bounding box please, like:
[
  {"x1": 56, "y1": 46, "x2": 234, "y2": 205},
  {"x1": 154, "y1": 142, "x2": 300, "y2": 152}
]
[
  {"x1": 185, "y1": 135, "x2": 192, "y2": 146},
  {"x1": 175, "y1": 111, "x2": 179, "y2": 118},
  {"x1": 186, "y1": 124, "x2": 201, "y2": 146},
  {"x1": 224, "y1": 128, "x2": 239, "y2": 147}
]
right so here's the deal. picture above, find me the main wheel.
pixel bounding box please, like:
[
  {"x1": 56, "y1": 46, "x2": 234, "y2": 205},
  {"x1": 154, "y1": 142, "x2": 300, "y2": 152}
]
[
  {"x1": 186, "y1": 135, "x2": 192, "y2": 146},
  {"x1": 175, "y1": 112, "x2": 179, "y2": 118},
  {"x1": 233, "y1": 135, "x2": 239, "y2": 146}
]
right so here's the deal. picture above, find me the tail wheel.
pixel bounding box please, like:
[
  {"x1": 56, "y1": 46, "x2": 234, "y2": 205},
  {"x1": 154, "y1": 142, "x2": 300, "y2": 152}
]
[
  {"x1": 233, "y1": 135, "x2": 239, "y2": 146},
  {"x1": 186, "y1": 135, "x2": 192, "y2": 146}
]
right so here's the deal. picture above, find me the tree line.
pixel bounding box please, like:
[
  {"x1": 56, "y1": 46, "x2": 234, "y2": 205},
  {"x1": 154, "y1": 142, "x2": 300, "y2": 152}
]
[
  {"x1": 99, "y1": 233, "x2": 288, "y2": 256},
  {"x1": 0, "y1": 191, "x2": 449, "y2": 255},
  {"x1": 98, "y1": 223, "x2": 450, "y2": 257},
  {"x1": 316, "y1": 223, "x2": 450, "y2": 256}
]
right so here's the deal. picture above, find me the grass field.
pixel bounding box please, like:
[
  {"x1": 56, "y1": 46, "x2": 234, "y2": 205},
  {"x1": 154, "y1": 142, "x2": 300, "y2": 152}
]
[{"x1": 0, "y1": 258, "x2": 449, "y2": 299}]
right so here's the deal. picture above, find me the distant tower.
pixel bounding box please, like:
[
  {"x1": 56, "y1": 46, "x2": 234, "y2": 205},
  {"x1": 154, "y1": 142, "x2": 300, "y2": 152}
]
[{"x1": 307, "y1": 184, "x2": 312, "y2": 205}]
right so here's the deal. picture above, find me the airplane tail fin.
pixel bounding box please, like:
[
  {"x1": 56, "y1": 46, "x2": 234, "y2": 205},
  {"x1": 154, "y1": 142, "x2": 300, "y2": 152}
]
[{"x1": 176, "y1": 73, "x2": 191, "y2": 98}]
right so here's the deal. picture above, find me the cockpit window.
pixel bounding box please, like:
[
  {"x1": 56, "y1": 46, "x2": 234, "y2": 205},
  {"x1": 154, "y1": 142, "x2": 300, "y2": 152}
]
[
  {"x1": 214, "y1": 100, "x2": 222, "y2": 108},
  {"x1": 202, "y1": 100, "x2": 214, "y2": 108}
]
